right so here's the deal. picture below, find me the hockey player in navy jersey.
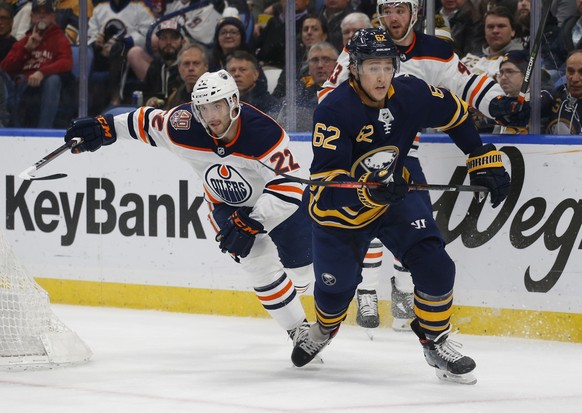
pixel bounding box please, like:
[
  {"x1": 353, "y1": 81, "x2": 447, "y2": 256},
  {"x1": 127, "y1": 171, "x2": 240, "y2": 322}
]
[
  {"x1": 319, "y1": 0, "x2": 526, "y2": 332},
  {"x1": 63, "y1": 70, "x2": 313, "y2": 348},
  {"x1": 290, "y1": 28, "x2": 510, "y2": 385}
]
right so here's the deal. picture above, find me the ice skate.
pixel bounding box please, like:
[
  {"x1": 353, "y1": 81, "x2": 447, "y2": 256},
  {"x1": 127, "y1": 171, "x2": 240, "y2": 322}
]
[
  {"x1": 411, "y1": 319, "x2": 477, "y2": 385},
  {"x1": 390, "y1": 276, "x2": 414, "y2": 331},
  {"x1": 291, "y1": 322, "x2": 338, "y2": 367},
  {"x1": 356, "y1": 289, "x2": 380, "y2": 328},
  {"x1": 287, "y1": 319, "x2": 310, "y2": 342}
]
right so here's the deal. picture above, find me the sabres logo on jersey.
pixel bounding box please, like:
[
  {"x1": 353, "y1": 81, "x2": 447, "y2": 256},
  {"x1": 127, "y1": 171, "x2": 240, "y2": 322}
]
[
  {"x1": 352, "y1": 146, "x2": 399, "y2": 176},
  {"x1": 205, "y1": 164, "x2": 253, "y2": 204}
]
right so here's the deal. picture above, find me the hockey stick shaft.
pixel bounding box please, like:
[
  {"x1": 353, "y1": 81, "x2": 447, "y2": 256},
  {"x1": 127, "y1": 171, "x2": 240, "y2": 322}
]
[
  {"x1": 518, "y1": 0, "x2": 551, "y2": 105},
  {"x1": 18, "y1": 137, "x2": 82, "y2": 181},
  {"x1": 255, "y1": 159, "x2": 488, "y2": 192}
]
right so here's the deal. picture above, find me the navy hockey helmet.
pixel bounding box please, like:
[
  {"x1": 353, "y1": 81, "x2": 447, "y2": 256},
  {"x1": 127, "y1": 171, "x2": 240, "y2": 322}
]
[{"x1": 347, "y1": 28, "x2": 400, "y2": 73}]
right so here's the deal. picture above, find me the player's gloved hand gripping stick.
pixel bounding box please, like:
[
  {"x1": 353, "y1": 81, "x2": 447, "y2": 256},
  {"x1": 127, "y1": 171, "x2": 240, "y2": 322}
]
[
  {"x1": 216, "y1": 207, "x2": 266, "y2": 262},
  {"x1": 18, "y1": 115, "x2": 117, "y2": 181}
]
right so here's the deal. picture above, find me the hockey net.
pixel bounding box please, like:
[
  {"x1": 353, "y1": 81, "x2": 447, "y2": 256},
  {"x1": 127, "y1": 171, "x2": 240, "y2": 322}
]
[{"x1": 0, "y1": 229, "x2": 92, "y2": 371}]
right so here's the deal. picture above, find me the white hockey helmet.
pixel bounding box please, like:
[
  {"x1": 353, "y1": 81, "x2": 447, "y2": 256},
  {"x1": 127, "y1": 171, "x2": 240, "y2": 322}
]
[
  {"x1": 376, "y1": 0, "x2": 419, "y2": 43},
  {"x1": 191, "y1": 70, "x2": 241, "y2": 139}
]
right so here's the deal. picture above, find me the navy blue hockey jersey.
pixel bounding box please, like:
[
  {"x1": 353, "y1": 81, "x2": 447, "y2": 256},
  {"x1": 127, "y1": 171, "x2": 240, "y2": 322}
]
[{"x1": 309, "y1": 76, "x2": 483, "y2": 229}]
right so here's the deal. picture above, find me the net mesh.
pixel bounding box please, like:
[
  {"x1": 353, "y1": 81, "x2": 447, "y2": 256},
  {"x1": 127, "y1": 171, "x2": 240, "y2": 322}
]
[{"x1": 0, "y1": 229, "x2": 91, "y2": 369}]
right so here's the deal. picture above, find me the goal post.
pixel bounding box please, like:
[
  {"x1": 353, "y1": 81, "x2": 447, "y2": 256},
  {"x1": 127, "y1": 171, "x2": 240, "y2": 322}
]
[{"x1": 0, "y1": 229, "x2": 92, "y2": 371}]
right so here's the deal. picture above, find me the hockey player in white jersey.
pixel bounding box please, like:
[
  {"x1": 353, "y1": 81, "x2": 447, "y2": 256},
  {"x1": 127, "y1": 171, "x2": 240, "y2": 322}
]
[
  {"x1": 63, "y1": 70, "x2": 313, "y2": 348},
  {"x1": 319, "y1": 0, "x2": 526, "y2": 331}
]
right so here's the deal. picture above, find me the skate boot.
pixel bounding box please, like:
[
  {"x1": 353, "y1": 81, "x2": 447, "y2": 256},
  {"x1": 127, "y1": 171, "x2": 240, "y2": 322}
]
[
  {"x1": 356, "y1": 289, "x2": 380, "y2": 328},
  {"x1": 411, "y1": 319, "x2": 477, "y2": 385},
  {"x1": 390, "y1": 276, "x2": 414, "y2": 331},
  {"x1": 291, "y1": 322, "x2": 338, "y2": 367},
  {"x1": 287, "y1": 319, "x2": 310, "y2": 342}
]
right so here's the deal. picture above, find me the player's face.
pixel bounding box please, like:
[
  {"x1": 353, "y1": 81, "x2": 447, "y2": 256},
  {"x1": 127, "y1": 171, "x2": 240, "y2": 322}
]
[
  {"x1": 381, "y1": 4, "x2": 412, "y2": 41},
  {"x1": 566, "y1": 54, "x2": 582, "y2": 99},
  {"x1": 357, "y1": 58, "x2": 395, "y2": 102},
  {"x1": 497, "y1": 62, "x2": 524, "y2": 97},
  {"x1": 198, "y1": 100, "x2": 231, "y2": 136}
]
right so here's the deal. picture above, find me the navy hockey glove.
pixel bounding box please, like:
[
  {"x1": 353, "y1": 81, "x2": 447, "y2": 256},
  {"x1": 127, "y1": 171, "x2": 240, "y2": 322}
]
[
  {"x1": 64, "y1": 115, "x2": 117, "y2": 153},
  {"x1": 466, "y1": 144, "x2": 511, "y2": 208},
  {"x1": 216, "y1": 207, "x2": 265, "y2": 260},
  {"x1": 358, "y1": 169, "x2": 408, "y2": 208},
  {"x1": 489, "y1": 96, "x2": 530, "y2": 126}
]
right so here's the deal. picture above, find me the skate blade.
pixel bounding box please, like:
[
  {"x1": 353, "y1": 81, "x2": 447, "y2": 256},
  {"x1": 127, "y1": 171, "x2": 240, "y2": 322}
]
[
  {"x1": 391, "y1": 318, "x2": 412, "y2": 332},
  {"x1": 434, "y1": 369, "x2": 477, "y2": 385}
]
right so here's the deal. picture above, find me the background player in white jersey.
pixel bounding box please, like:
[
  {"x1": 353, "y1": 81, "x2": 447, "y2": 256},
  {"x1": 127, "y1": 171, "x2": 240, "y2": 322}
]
[
  {"x1": 319, "y1": 0, "x2": 528, "y2": 331},
  {"x1": 63, "y1": 70, "x2": 312, "y2": 349},
  {"x1": 291, "y1": 28, "x2": 511, "y2": 385}
]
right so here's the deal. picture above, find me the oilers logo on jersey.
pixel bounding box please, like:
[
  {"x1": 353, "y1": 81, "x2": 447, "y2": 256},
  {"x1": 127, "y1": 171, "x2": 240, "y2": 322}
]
[{"x1": 205, "y1": 164, "x2": 253, "y2": 204}]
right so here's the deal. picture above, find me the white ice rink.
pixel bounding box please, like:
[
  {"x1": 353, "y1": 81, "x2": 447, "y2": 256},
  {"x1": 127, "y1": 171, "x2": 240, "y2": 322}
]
[{"x1": 1, "y1": 305, "x2": 581, "y2": 413}]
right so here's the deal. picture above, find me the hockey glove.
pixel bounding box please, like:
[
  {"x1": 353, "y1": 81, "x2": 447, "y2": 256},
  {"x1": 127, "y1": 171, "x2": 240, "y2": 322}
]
[
  {"x1": 216, "y1": 207, "x2": 265, "y2": 260},
  {"x1": 64, "y1": 115, "x2": 117, "y2": 153},
  {"x1": 489, "y1": 96, "x2": 530, "y2": 126},
  {"x1": 466, "y1": 144, "x2": 511, "y2": 208},
  {"x1": 357, "y1": 169, "x2": 408, "y2": 208}
]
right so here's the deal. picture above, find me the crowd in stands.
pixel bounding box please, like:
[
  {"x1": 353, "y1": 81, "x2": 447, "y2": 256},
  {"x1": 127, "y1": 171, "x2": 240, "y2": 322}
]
[{"x1": 0, "y1": 0, "x2": 581, "y2": 134}]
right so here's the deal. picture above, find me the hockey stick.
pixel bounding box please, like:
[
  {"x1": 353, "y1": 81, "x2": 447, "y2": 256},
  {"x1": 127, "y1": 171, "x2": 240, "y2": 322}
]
[
  {"x1": 255, "y1": 158, "x2": 488, "y2": 193},
  {"x1": 18, "y1": 137, "x2": 82, "y2": 181},
  {"x1": 518, "y1": 0, "x2": 551, "y2": 105}
]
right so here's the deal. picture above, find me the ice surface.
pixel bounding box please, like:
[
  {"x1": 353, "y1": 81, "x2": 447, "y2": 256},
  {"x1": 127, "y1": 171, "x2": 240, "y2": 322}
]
[{"x1": 1, "y1": 305, "x2": 581, "y2": 413}]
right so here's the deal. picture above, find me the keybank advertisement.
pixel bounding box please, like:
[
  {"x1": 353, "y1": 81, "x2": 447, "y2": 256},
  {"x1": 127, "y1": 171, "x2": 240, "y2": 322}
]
[{"x1": 1, "y1": 134, "x2": 581, "y2": 313}]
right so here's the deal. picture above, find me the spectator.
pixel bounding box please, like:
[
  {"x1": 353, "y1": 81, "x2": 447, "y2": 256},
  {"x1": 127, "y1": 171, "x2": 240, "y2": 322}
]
[
  {"x1": 255, "y1": 0, "x2": 310, "y2": 69},
  {"x1": 300, "y1": 15, "x2": 328, "y2": 67},
  {"x1": 277, "y1": 41, "x2": 338, "y2": 131},
  {"x1": 551, "y1": 0, "x2": 578, "y2": 28},
  {"x1": 439, "y1": 0, "x2": 484, "y2": 57},
  {"x1": 492, "y1": 50, "x2": 548, "y2": 133},
  {"x1": 165, "y1": 43, "x2": 209, "y2": 109},
  {"x1": 461, "y1": 6, "x2": 523, "y2": 77},
  {"x1": 479, "y1": 0, "x2": 517, "y2": 15},
  {"x1": 551, "y1": 0, "x2": 582, "y2": 71},
  {"x1": 226, "y1": 50, "x2": 281, "y2": 116},
  {"x1": 55, "y1": 0, "x2": 94, "y2": 44},
  {"x1": 318, "y1": 0, "x2": 354, "y2": 53},
  {"x1": 209, "y1": 16, "x2": 251, "y2": 71},
  {"x1": 127, "y1": 19, "x2": 186, "y2": 108},
  {"x1": 164, "y1": 0, "x2": 237, "y2": 47},
  {"x1": 88, "y1": 0, "x2": 155, "y2": 111},
  {"x1": 210, "y1": 16, "x2": 269, "y2": 95},
  {"x1": 0, "y1": 2, "x2": 16, "y2": 61},
  {"x1": 1, "y1": 0, "x2": 73, "y2": 128},
  {"x1": 11, "y1": 0, "x2": 31, "y2": 40},
  {"x1": 271, "y1": 14, "x2": 328, "y2": 98},
  {"x1": 340, "y1": 12, "x2": 371, "y2": 47},
  {"x1": 547, "y1": 50, "x2": 582, "y2": 134}
]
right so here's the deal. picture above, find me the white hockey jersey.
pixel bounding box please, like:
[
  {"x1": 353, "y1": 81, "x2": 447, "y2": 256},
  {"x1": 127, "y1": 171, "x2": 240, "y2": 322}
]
[
  {"x1": 319, "y1": 32, "x2": 504, "y2": 119},
  {"x1": 112, "y1": 102, "x2": 305, "y2": 232},
  {"x1": 89, "y1": 0, "x2": 156, "y2": 48}
]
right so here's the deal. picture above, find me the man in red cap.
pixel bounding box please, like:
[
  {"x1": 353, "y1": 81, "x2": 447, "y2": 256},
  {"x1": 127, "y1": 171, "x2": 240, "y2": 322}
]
[{"x1": 1, "y1": 0, "x2": 73, "y2": 128}]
